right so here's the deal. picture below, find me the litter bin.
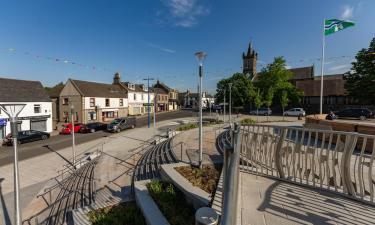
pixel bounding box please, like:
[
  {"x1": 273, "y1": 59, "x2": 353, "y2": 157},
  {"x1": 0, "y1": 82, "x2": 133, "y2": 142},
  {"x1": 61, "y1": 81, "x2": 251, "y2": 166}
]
[{"x1": 195, "y1": 207, "x2": 219, "y2": 225}]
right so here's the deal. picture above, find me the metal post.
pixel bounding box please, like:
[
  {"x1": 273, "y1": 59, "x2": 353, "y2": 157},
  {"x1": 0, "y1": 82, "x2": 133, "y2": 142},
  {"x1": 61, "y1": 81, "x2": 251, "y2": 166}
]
[
  {"x1": 320, "y1": 19, "x2": 326, "y2": 114},
  {"x1": 223, "y1": 89, "x2": 226, "y2": 123},
  {"x1": 229, "y1": 83, "x2": 232, "y2": 126},
  {"x1": 148, "y1": 77, "x2": 150, "y2": 128},
  {"x1": 154, "y1": 93, "x2": 157, "y2": 132},
  {"x1": 71, "y1": 105, "x2": 76, "y2": 168},
  {"x1": 199, "y1": 65, "x2": 203, "y2": 169},
  {"x1": 10, "y1": 118, "x2": 22, "y2": 225}
]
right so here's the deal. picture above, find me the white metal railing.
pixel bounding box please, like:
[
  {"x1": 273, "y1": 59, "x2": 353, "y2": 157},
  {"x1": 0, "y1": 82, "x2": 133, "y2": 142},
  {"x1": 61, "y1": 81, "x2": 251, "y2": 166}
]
[{"x1": 240, "y1": 124, "x2": 375, "y2": 204}]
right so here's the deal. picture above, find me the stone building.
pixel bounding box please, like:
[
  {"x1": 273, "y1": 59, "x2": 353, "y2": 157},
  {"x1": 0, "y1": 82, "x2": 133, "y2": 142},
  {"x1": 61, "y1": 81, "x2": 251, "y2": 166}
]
[
  {"x1": 153, "y1": 80, "x2": 179, "y2": 111},
  {"x1": 59, "y1": 78, "x2": 128, "y2": 124}
]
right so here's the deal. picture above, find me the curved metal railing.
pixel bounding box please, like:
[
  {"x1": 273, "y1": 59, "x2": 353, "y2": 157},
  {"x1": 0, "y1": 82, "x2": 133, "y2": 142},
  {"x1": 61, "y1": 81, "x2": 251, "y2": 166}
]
[{"x1": 239, "y1": 124, "x2": 375, "y2": 205}]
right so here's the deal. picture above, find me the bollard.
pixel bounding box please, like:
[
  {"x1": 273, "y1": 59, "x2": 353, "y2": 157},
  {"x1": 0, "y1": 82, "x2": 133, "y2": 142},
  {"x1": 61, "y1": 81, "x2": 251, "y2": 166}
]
[{"x1": 195, "y1": 207, "x2": 219, "y2": 225}]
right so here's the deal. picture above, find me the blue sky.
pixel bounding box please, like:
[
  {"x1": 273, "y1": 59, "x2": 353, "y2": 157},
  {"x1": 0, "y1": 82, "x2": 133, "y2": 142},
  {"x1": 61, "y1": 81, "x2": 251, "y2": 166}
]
[{"x1": 0, "y1": 0, "x2": 374, "y2": 93}]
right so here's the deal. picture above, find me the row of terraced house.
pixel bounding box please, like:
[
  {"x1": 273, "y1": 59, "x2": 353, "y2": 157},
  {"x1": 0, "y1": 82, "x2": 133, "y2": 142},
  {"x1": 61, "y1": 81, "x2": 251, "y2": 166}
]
[
  {"x1": 48, "y1": 73, "x2": 180, "y2": 128},
  {"x1": 0, "y1": 73, "x2": 180, "y2": 140}
]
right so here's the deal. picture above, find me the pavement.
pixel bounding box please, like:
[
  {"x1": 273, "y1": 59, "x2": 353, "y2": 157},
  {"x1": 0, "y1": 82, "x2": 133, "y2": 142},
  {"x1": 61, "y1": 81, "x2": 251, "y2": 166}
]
[{"x1": 238, "y1": 172, "x2": 375, "y2": 225}]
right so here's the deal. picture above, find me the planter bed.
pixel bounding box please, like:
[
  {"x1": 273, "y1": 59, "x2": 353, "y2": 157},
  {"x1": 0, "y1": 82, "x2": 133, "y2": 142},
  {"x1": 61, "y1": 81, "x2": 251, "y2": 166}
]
[
  {"x1": 87, "y1": 201, "x2": 146, "y2": 225},
  {"x1": 147, "y1": 180, "x2": 195, "y2": 225}
]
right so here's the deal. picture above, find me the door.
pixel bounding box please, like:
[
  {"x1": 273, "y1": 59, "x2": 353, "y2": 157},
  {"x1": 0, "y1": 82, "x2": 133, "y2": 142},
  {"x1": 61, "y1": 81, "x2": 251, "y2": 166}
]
[{"x1": 31, "y1": 120, "x2": 47, "y2": 132}]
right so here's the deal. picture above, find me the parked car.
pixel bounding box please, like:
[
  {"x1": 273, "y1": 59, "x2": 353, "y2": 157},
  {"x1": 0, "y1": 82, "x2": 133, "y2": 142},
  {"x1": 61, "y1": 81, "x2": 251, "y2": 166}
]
[
  {"x1": 107, "y1": 117, "x2": 136, "y2": 132},
  {"x1": 60, "y1": 123, "x2": 83, "y2": 134},
  {"x1": 283, "y1": 108, "x2": 306, "y2": 117},
  {"x1": 3, "y1": 130, "x2": 50, "y2": 145},
  {"x1": 80, "y1": 122, "x2": 107, "y2": 133},
  {"x1": 249, "y1": 108, "x2": 272, "y2": 115},
  {"x1": 335, "y1": 108, "x2": 373, "y2": 120}
]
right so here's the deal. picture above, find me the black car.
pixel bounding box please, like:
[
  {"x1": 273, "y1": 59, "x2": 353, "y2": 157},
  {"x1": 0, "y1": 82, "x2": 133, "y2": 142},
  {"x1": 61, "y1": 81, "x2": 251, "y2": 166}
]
[
  {"x1": 3, "y1": 130, "x2": 50, "y2": 145},
  {"x1": 80, "y1": 122, "x2": 107, "y2": 133},
  {"x1": 335, "y1": 108, "x2": 374, "y2": 120},
  {"x1": 107, "y1": 117, "x2": 136, "y2": 132}
]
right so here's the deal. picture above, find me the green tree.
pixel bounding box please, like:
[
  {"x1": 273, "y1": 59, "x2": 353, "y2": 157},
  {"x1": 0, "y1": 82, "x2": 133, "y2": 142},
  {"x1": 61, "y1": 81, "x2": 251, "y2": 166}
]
[
  {"x1": 263, "y1": 88, "x2": 274, "y2": 121},
  {"x1": 44, "y1": 82, "x2": 64, "y2": 91},
  {"x1": 215, "y1": 73, "x2": 255, "y2": 108},
  {"x1": 280, "y1": 91, "x2": 289, "y2": 121},
  {"x1": 345, "y1": 37, "x2": 375, "y2": 104},
  {"x1": 254, "y1": 89, "x2": 262, "y2": 121},
  {"x1": 255, "y1": 57, "x2": 303, "y2": 106}
]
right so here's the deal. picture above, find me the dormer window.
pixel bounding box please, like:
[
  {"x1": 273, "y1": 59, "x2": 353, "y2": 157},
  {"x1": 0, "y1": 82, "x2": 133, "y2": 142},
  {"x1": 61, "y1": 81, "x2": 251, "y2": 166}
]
[{"x1": 128, "y1": 83, "x2": 135, "y2": 90}]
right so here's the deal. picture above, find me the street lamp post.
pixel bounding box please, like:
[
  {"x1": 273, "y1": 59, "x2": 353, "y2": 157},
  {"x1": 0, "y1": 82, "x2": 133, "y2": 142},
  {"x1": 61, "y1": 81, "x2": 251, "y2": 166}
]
[
  {"x1": 223, "y1": 89, "x2": 226, "y2": 123},
  {"x1": 195, "y1": 51, "x2": 207, "y2": 169},
  {"x1": 153, "y1": 93, "x2": 157, "y2": 133},
  {"x1": 0, "y1": 104, "x2": 26, "y2": 225},
  {"x1": 71, "y1": 104, "x2": 76, "y2": 168},
  {"x1": 228, "y1": 83, "x2": 233, "y2": 126}
]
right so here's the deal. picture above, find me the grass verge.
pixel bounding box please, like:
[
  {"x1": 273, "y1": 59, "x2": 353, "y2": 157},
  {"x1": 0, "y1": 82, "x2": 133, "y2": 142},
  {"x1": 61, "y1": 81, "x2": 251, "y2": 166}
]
[
  {"x1": 88, "y1": 201, "x2": 146, "y2": 225},
  {"x1": 147, "y1": 180, "x2": 195, "y2": 225}
]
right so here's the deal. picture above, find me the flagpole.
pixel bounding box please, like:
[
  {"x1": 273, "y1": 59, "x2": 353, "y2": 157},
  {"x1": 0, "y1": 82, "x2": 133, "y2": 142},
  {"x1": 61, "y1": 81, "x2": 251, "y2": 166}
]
[{"x1": 320, "y1": 19, "x2": 326, "y2": 114}]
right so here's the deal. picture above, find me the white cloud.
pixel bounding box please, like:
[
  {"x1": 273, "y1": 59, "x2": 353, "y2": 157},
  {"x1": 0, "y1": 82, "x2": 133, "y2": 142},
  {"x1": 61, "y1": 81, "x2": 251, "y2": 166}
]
[
  {"x1": 328, "y1": 64, "x2": 351, "y2": 72},
  {"x1": 159, "y1": 0, "x2": 210, "y2": 27},
  {"x1": 341, "y1": 5, "x2": 354, "y2": 20},
  {"x1": 147, "y1": 43, "x2": 176, "y2": 53},
  {"x1": 285, "y1": 65, "x2": 292, "y2": 69}
]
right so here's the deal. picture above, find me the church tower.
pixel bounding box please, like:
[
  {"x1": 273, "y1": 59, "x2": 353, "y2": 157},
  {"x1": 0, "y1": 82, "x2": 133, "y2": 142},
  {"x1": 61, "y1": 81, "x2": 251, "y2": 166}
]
[{"x1": 242, "y1": 42, "x2": 258, "y2": 79}]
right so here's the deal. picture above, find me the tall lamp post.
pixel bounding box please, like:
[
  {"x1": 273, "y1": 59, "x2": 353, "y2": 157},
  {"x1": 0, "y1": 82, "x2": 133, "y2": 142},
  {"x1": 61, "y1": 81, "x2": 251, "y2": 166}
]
[
  {"x1": 0, "y1": 104, "x2": 26, "y2": 225},
  {"x1": 223, "y1": 89, "x2": 226, "y2": 123},
  {"x1": 143, "y1": 76, "x2": 154, "y2": 128},
  {"x1": 228, "y1": 83, "x2": 233, "y2": 126},
  {"x1": 195, "y1": 51, "x2": 207, "y2": 169},
  {"x1": 71, "y1": 104, "x2": 76, "y2": 168}
]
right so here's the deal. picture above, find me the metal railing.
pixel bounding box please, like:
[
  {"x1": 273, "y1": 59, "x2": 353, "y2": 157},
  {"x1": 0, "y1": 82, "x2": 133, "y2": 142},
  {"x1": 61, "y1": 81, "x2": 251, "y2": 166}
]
[
  {"x1": 220, "y1": 123, "x2": 241, "y2": 225},
  {"x1": 219, "y1": 124, "x2": 375, "y2": 225},
  {"x1": 240, "y1": 124, "x2": 375, "y2": 205}
]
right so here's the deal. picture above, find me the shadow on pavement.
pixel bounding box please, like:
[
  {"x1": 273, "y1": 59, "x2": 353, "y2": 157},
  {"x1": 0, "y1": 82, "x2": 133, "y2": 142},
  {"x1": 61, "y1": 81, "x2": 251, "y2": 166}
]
[{"x1": 0, "y1": 178, "x2": 11, "y2": 225}]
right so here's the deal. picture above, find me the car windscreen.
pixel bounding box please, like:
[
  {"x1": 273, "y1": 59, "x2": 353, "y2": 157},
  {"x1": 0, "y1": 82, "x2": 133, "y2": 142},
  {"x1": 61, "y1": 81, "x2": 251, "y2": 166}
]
[{"x1": 110, "y1": 119, "x2": 122, "y2": 124}]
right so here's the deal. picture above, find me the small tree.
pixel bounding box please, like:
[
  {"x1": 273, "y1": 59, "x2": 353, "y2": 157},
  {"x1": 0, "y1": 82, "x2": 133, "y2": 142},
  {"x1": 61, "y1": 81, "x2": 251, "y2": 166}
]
[
  {"x1": 280, "y1": 91, "x2": 289, "y2": 121},
  {"x1": 254, "y1": 89, "x2": 262, "y2": 122},
  {"x1": 263, "y1": 88, "x2": 274, "y2": 122}
]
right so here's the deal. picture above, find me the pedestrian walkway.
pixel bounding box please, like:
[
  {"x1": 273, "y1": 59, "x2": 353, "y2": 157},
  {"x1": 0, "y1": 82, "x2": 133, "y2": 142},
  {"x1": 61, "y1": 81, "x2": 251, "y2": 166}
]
[{"x1": 238, "y1": 172, "x2": 375, "y2": 225}]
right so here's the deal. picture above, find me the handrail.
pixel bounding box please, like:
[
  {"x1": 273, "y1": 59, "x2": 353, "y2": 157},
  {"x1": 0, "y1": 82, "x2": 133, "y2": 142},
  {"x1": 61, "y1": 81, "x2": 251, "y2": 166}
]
[{"x1": 220, "y1": 123, "x2": 241, "y2": 225}]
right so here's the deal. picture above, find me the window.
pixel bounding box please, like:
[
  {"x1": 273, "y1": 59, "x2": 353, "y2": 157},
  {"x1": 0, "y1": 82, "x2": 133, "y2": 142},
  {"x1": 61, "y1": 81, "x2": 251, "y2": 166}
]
[
  {"x1": 134, "y1": 94, "x2": 137, "y2": 101},
  {"x1": 63, "y1": 98, "x2": 69, "y2": 105},
  {"x1": 142, "y1": 94, "x2": 144, "y2": 100},
  {"x1": 120, "y1": 99, "x2": 123, "y2": 106},
  {"x1": 88, "y1": 112, "x2": 97, "y2": 120},
  {"x1": 90, "y1": 98, "x2": 95, "y2": 107},
  {"x1": 105, "y1": 99, "x2": 110, "y2": 107},
  {"x1": 34, "y1": 104, "x2": 41, "y2": 113}
]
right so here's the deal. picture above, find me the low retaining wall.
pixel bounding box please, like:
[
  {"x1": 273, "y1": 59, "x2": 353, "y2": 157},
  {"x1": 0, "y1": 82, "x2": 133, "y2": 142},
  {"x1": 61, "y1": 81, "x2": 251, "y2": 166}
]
[
  {"x1": 160, "y1": 163, "x2": 211, "y2": 210},
  {"x1": 134, "y1": 180, "x2": 170, "y2": 225},
  {"x1": 305, "y1": 115, "x2": 375, "y2": 152}
]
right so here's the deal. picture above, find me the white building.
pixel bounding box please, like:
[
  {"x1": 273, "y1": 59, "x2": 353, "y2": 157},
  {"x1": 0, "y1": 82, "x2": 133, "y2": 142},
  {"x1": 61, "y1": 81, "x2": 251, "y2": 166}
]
[
  {"x1": 122, "y1": 82, "x2": 155, "y2": 116},
  {"x1": 0, "y1": 77, "x2": 53, "y2": 141}
]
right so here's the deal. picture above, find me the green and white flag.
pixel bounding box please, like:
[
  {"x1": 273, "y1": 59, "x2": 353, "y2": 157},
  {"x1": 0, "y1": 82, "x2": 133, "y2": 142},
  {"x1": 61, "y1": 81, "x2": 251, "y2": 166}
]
[{"x1": 324, "y1": 19, "x2": 355, "y2": 35}]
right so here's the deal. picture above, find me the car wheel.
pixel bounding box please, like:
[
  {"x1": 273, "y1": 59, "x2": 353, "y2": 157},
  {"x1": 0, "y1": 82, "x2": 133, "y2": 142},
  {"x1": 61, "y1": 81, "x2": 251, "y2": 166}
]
[
  {"x1": 17, "y1": 140, "x2": 21, "y2": 145},
  {"x1": 116, "y1": 128, "x2": 121, "y2": 133},
  {"x1": 359, "y1": 116, "x2": 366, "y2": 121},
  {"x1": 131, "y1": 125, "x2": 135, "y2": 129},
  {"x1": 90, "y1": 129, "x2": 95, "y2": 133},
  {"x1": 41, "y1": 135, "x2": 48, "y2": 140}
]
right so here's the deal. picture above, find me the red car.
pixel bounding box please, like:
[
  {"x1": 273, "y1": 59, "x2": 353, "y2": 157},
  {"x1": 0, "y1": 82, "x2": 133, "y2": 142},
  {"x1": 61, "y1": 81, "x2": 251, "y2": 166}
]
[{"x1": 60, "y1": 123, "x2": 83, "y2": 134}]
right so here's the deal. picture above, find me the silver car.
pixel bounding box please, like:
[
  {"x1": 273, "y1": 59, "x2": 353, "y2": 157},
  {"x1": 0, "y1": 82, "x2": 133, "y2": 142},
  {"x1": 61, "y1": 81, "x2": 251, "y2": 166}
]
[
  {"x1": 249, "y1": 108, "x2": 272, "y2": 116},
  {"x1": 283, "y1": 108, "x2": 306, "y2": 117}
]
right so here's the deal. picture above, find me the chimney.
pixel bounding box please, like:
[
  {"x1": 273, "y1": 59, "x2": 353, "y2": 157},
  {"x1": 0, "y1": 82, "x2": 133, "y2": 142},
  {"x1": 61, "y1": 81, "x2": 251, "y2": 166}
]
[{"x1": 113, "y1": 72, "x2": 121, "y2": 85}]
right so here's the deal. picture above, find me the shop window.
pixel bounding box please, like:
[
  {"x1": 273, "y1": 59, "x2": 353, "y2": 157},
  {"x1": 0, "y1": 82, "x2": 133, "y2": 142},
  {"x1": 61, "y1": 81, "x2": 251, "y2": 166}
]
[{"x1": 88, "y1": 112, "x2": 97, "y2": 120}]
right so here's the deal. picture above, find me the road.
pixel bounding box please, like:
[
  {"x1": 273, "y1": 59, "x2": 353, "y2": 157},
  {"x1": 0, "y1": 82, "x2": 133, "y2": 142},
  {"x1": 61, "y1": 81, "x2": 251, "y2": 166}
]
[{"x1": 0, "y1": 109, "x2": 197, "y2": 166}]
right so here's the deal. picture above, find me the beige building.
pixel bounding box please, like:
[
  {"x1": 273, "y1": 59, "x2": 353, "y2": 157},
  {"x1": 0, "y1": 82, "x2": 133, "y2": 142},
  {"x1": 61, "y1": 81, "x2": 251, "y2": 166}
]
[
  {"x1": 153, "y1": 80, "x2": 179, "y2": 111},
  {"x1": 59, "y1": 78, "x2": 128, "y2": 124}
]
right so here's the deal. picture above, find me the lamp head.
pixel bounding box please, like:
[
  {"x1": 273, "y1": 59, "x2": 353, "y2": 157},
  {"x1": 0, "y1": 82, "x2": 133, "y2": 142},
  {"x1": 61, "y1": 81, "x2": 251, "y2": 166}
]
[
  {"x1": 0, "y1": 104, "x2": 26, "y2": 119},
  {"x1": 195, "y1": 51, "x2": 207, "y2": 66}
]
